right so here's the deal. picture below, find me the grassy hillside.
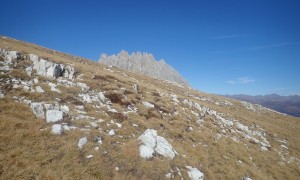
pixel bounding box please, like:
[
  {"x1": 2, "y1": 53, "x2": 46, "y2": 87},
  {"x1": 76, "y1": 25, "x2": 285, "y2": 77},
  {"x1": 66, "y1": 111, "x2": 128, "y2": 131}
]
[{"x1": 0, "y1": 36, "x2": 300, "y2": 179}]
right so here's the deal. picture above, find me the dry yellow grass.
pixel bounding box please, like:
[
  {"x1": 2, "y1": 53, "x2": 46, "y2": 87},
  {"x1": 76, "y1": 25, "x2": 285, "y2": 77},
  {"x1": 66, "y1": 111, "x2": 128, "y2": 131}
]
[{"x1": 1, "y1": 36, "x2": 300, "y2": 179}]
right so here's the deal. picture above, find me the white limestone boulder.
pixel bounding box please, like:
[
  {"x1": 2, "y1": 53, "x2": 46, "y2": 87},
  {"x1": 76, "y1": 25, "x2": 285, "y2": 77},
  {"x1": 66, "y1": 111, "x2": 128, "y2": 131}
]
[
  {"x1": 51, "y1": 124, "x2": 63, "y2": 134},
  {"x1": 138, "y1": 129, "x2": 177, "y2": 159},
  {"x1": 25, "y1": 66, "x2": 32, "y2": 76},
  {"x1": 98, "y1": 92, "x2": 106, "y2": 103},
  {"x1": 63, "y1": 65, "x2": 75, "y2": 79},
  {"x1": 46, "y1": 109, "x2": 63, "y2": 123},
  {"x1": 30, "y1": 102, "x2": 45, "y2": 119},
  {"x1": 35, "y1": 86, "x2": 45, "y2": 93},
  {"x1": 0, "y1": 91, "x2": 5, "y2": 99},
  {"x1": 139, "y1": 145, "x2": 155, "y2": 159},
  {"x1": 155, "y1": 136, "x2": 176, "y2": 159},
  {"x1": 142, "y1": 101, "x2": 155, "y2": 108},
  {"x1": 48, "y1": 82, "x2": 61, "y2": 93},
  {"x1": 185, "y1": 166, "x2": 204, "y2": 180},
  {"x1": 108, "y1": 129, "x2": 115, "y2": 136},
  {"x1": 61, "y1": 105, "x2": 69, "y2": 113},
  {"x1": 79, "y1": 93, "x2": 92, "y2": 103},
  {"x1": 132, "y1": 83, "x2": 139, "y2": 93},
  {"x1": 76, "y1": 82, "x2": 89, "y2": 91},
  {"x1": 78, "y1": 137, "x2": 88, "y2": 148}
]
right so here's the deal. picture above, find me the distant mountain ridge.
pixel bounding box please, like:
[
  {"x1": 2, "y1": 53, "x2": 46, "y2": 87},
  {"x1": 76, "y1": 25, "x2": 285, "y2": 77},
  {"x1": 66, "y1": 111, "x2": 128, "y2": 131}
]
[
  {"x1": 224, "y1": 94, "x2": 300, "y2": 118},
  {"x1": 98, "y1": 50, "x2": 189, "y2": 86}
]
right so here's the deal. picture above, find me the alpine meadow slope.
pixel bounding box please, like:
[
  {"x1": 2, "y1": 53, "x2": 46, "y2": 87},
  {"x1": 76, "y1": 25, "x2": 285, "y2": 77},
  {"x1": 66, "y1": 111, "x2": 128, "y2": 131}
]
[{"x1": 0, "y1": 36, "x2": 300, "y2": 179}]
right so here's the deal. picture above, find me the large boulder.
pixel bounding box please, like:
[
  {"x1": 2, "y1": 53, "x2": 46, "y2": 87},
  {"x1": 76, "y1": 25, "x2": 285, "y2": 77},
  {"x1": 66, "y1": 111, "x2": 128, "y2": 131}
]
[
  {"x1": 138, "y1": 129, "x2": 177, "y2": 159},
  {"x1": 46, "y1": 109, "x2": 63, "y2": 123}
]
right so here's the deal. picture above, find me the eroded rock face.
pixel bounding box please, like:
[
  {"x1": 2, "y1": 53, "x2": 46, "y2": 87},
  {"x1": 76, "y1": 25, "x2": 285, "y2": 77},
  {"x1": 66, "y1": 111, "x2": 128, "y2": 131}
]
[
  {"x1": 29, "y1": 54, "x2": 75, "y2": 79},
  {"x1": 138, "y1": 129, "x2": 177, "y2": 159},
  {"x1": 99, "y1": 50, "x2": 188, "y2": 86}
]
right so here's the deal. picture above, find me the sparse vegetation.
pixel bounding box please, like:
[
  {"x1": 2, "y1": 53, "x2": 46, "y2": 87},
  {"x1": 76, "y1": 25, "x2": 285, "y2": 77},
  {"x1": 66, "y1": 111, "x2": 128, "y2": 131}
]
[{"x1": 0, "y1": 36, "x2": 299, "y2": 179}]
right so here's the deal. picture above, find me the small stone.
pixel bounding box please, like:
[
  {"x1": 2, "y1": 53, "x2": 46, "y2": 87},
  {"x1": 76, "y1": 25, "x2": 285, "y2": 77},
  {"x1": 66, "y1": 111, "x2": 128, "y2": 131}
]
[
  {"x1": 165, "y1": 173, "x2": 172, "y2": 179},
  {"x1": 61, "y1": 105, "x2": 69, "y2": 113},
  {"x1": 63, "y1": 125, "x2": 71, "y2": 131},
  {"x1": 261, "y1": 146, "x2": 268, "y2": 151},
  {"x1": 76, "y1": 105, "x2": 84, "y2": 110},
  {"x1": 90, "y1": 122, "x2": 99, "y2": 128},
  {"x1": 51, "y1": 124, "x2": 62, "y2": 134},
  {"x1": 187, "y1": 126, "x2": 193, "y2": 131},
  {"x1": 35, "y1": 86, "x2": 45, "y2": 93},
  {"x1": 13, "y1": 84, "x2": 20, "y2": 89},
  {"x1": 25, "y1": 66, "x2": 32, "y2": 76},
  {"x1": 23, "y1": 86, "x2": 30, "y2": 91},
  {"x1": 108, "y1": 129, "x2": 115, "y2": 136},
  {"x1": 31, "y1": 102, "x2": 45, "y2": 119},
  {"x1": 86, "y1": 155, "x2": 93, "y2": 159},
  {"x1": 23, "y1": 99, "x2": 31, "y2": 104},
  {"x1": 33, "y1": 78, "x2": 39, "y2": 84},
  {"x1": 142, "y1": 101, "x2": 155, "y2": 108},
  {"x1": 78, "y1": 137, "x2": 88, "y2": 148},
  {"x1": 108, "y1": 109, "x2": 118, "y2": 113},
  {"x1": 115, "y1": 123, "x2": 122, "y2": 128},
  {"x1": 79, "y1": 93, "x2": 92, "y2": 103},
  {"x1": 133, "y1": 124, "x2": 138, "y2": 127},
  {"x1": 98, "y1": 92, "x2": 106, "y2": 102}
]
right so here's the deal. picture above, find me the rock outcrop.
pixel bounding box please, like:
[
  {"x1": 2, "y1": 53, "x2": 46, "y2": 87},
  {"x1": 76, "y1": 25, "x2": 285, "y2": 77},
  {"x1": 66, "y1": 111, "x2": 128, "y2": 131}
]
[
  {"x1": 99, "y1": 50, "x2": 188, "y2": 86},
  {"x1": 30, "y1": 54, "x2": 75, "y2": 79}
]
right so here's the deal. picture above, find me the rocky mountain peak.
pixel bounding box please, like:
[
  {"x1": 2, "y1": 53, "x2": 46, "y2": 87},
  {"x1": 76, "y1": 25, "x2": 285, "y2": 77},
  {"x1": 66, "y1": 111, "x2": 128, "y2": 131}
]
[{"x1": 99, "y1": 50, "x2": 189, "y2": 86}]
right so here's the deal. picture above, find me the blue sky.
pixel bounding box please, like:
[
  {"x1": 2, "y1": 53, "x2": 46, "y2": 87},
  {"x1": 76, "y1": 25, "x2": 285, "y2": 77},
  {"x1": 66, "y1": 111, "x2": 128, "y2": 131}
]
[{"x1": 1, "y1": 0, "x2": 300, "y2": 95}]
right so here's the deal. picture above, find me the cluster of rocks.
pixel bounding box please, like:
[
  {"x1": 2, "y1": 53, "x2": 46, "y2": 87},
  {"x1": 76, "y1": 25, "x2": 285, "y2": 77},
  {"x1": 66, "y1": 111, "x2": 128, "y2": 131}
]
[
  {"x1": 29, "y1": 54, "x2": 75, "y2": 79},
  {"x1": 0, "y1": 48, "x2": 75, "y2": 80},
  {"x1": 181, "y1": 97, "x2": 271, "y2": 151},
  {"x1": 241, "y1": 101, "x2": 256, "y2": 111},
  {"x1": 99, "y1": 50, "x2": 189, "y2": 86},
  {"x1": 31, "y1": 102, "x2": 74, "y2": 134}
]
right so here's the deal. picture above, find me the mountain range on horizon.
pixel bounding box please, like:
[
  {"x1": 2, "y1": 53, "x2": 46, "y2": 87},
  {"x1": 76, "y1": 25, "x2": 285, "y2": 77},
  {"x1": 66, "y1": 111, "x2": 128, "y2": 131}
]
[{"x1": 224, "y1": 93, "x2": 300, "y2": 118}]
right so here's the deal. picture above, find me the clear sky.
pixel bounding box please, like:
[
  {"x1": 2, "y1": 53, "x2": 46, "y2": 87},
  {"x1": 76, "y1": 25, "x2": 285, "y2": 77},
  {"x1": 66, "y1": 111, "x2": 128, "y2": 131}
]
[{"x1": 1, "y1": 0, "x2": 300, "y2": 95}]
